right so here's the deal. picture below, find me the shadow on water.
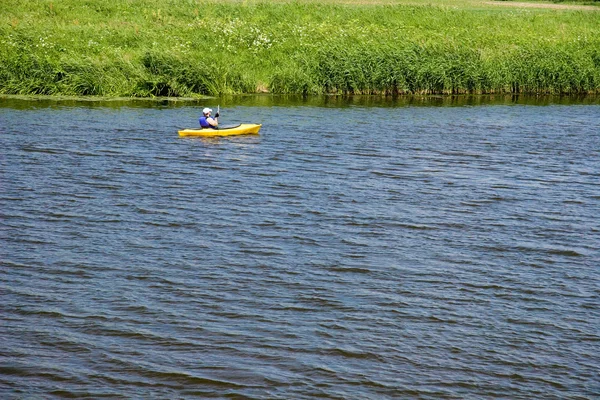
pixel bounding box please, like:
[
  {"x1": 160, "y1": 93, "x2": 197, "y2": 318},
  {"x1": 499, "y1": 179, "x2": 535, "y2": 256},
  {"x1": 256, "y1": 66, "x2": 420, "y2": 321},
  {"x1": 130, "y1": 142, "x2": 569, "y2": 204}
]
[
  {"x1": 1, "y1": 93, "x2": 599, "y2": 110},
  {"x1": 224, "y1": 93, "x2": 600, "y2": 108}
]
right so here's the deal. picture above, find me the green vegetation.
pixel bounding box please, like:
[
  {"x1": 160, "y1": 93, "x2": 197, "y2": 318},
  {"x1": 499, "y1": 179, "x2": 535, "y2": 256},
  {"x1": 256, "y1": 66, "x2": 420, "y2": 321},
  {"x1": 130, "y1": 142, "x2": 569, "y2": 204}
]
[{"x1": 1, "y1": 0, "x2": 599, "y2": 96}]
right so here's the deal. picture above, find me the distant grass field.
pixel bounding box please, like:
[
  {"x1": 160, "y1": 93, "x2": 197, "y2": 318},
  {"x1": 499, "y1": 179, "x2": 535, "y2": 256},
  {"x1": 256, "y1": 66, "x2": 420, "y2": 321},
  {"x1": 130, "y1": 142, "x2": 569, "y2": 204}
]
[{"x1": 1, "y1": 0, "x2": 599, "y2": 96}]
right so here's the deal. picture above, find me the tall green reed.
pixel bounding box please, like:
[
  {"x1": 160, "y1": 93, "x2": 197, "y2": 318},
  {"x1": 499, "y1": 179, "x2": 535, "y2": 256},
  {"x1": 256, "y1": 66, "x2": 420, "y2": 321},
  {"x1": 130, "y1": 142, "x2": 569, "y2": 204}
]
[{"x1": 1, "y1": 0, "x2": 599, "y2": 96}]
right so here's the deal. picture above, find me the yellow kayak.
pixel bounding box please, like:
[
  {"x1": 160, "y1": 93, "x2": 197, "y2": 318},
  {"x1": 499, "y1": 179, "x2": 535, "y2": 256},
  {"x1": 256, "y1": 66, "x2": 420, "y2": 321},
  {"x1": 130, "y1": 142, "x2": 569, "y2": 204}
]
[{"x1": 178, "y1": 124, "x2": 262, "y2": 137}]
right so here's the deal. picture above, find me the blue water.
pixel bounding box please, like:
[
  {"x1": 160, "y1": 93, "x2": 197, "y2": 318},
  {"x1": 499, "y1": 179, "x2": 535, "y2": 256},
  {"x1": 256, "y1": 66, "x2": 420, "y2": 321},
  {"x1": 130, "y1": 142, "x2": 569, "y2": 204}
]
[{"x1": 1, "y1": 96, "x2": 599, "y2": 399}]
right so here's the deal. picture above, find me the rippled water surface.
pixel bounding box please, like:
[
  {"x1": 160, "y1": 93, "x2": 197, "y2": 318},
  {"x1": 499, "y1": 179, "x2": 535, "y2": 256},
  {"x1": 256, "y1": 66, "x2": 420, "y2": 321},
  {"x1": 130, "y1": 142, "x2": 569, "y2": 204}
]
[{"x1": 1, "y1": 96, "x2": 599, "y2": 399}]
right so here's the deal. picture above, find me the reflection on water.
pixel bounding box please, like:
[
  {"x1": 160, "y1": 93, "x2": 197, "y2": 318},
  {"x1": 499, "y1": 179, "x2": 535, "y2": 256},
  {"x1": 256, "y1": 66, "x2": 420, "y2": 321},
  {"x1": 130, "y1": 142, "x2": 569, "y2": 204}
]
[
  {"x1": 1, "y1": 95, "x2": 599, "y2": 399},
  {"x1": 2, "y1": 93, "x2": 599, "y2": 110}
]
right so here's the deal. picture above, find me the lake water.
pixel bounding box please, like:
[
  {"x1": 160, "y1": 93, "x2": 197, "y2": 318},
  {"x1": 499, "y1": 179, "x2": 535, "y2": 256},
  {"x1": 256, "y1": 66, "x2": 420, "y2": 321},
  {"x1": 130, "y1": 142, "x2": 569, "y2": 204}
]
[{"x1": 1, "y1": 95, "x2": 599, "y2": 399}]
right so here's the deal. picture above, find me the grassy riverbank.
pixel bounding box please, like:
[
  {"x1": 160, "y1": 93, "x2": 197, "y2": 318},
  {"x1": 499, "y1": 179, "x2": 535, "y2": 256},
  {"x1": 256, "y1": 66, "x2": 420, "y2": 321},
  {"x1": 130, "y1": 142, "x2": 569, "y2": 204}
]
[{"x1": 1, "y1": 0, "x2": 599, "y2": 96}]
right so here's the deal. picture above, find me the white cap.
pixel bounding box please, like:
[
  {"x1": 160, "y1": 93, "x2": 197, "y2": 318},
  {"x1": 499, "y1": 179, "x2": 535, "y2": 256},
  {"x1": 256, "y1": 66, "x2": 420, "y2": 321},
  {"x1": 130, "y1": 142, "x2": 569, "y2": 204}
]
[{"x1": 202, "y1": 107, "x2": 212, "y2": 115}]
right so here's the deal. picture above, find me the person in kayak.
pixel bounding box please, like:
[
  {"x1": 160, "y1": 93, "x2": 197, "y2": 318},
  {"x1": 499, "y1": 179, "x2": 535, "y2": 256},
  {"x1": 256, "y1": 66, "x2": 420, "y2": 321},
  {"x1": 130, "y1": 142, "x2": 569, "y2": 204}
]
[{"x1": 199, "y1": 107, "x2": 219, "y2": 129}]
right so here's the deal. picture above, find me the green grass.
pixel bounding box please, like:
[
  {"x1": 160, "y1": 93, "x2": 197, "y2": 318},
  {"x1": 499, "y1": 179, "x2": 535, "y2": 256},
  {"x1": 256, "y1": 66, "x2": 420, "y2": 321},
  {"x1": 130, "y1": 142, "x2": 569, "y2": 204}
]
[{"x1": 1, "y1": 0, "x2": 599, "y2": 96}]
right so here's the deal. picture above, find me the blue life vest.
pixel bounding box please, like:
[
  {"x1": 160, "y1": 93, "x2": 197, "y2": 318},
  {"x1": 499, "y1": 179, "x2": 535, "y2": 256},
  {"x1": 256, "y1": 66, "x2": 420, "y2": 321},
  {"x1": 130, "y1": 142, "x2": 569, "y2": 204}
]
[{"x1": 199, "y1": 116, "x2": 213, "y2": 128}]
